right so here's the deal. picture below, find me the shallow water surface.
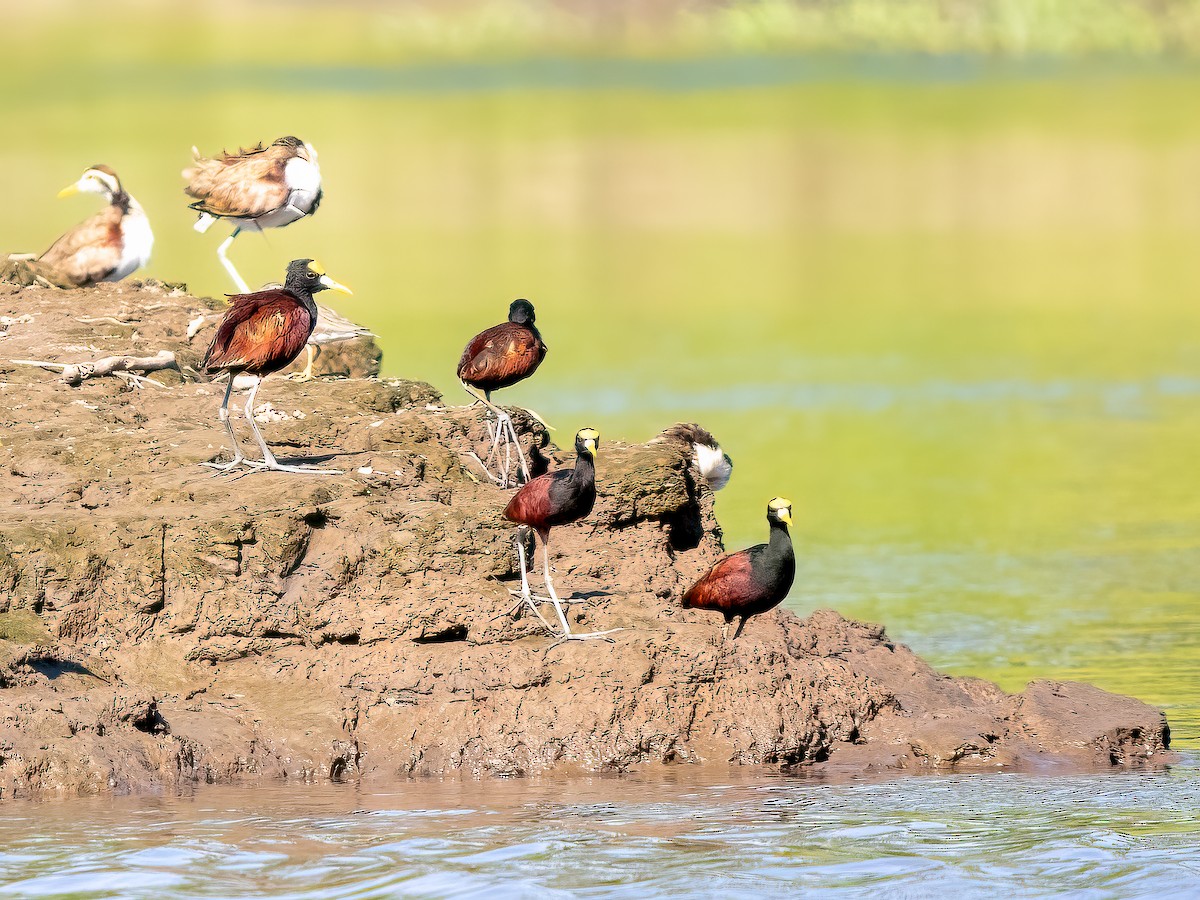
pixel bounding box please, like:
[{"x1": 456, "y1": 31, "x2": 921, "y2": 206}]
[
  {"x1": 2, "y1": 758, "x2": 1199, "y2": 898},
  {"x1": 4, "y1": 7, "x2": 1200, "y2": 893}
]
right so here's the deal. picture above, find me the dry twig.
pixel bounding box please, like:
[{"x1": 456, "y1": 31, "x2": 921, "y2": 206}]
[{"x1": 11, "y1": 350, "x2": 178, "y2": 386}]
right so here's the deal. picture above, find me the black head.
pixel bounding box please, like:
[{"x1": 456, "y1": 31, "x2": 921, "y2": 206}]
[
  {"x1": 273, "y1": 136, "x2": 305, "y2": 149},
  {"x1": 283, "y1": 259, "x2": 352, "y2": 297},
  {"x1": 767, "y1": 497, "x2": 793, "y2": 528},
  {"x1": 575, "y1": 427, "x2": 599, "y2": 458},
  {"x1": 508, "y1": 299, "x2": 536, "y2": 326}
]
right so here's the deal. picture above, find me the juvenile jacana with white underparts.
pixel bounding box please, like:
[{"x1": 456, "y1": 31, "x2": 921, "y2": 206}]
[
  {"x1": 457, "y1": 298, "x2": 547, "y2": 487},
  {"x1": 184, "y1": 136, "x2": 322, "y2": 293},
  {"x1": 682, "y1": 497, "x2": 795, "y2": 640},
  {"x1": 39, "y1": 166, "x2": 153, "y2": 287},
  {"x1": 502, "y1": 428, "x2": 618, "y2": 642},
  {"x1": 201, "y1": 259, "x2": 351, "y2": 475}
]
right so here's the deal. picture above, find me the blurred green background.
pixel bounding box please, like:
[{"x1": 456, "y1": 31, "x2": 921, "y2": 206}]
[{"x1": 3, "y1": 0, "x2": 1199, "y2": 744}]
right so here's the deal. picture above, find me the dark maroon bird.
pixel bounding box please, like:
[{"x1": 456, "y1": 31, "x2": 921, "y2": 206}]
[
  {"x1": 457, "y1": 298, "x2": 547, "y2": 487},
  {"x1": 682, "y1": 497, "x2": 795, "y2": 640},
  {"x1": 202, "y1": 258, "x2": 351, "y2": 474},
  {"x1": 502, "y1": 427, "x2": 617, "y2": 642}
]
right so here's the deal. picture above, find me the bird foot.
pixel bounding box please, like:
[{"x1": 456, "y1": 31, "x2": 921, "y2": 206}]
[
  {"x1": 259, "y1": 462, "x2": 343, "y2": 475},
  {"x1": 507, "y1": 589, "x2": 587, "y2": 605},
  {"x1": 285, "y1": 370, "x2": 317, "y2": 383},
  {"x1": 547, "y1": 628, "x2": 622, "y2": 649},
  {"x1": 495, "y1": 591, "x2": 557, "y2": 632},
  {"x1": 202, "y1": 457, "x2": 257, "y2": 473},
  {"x1": 466, "y1": 452, "x2": 522, "y2": 489}
]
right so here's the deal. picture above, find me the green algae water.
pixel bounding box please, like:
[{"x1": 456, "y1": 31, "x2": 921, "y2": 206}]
[{"x1": 4, "y1": 3, "x2": 1200, "y2": 891}]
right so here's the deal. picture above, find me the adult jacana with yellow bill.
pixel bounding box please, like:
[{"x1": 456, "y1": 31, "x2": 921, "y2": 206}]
[
  {"x1": 682, "y1": 497, "x2": 795, "y2": 640},
  {"x1": 202, "y1": 258, "x2": 351, "y2": 475},
  {"x1": 502, "y1": 427, "x2": 618, "y2": 642}
]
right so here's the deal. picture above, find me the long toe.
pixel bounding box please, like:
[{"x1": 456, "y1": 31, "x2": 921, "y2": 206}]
[
  {"x1": 548, "y1": 628, "x2": 622, "y2": 649},
  {"x1": 264, "y1": 463, "x2": 343, "y2": 475}
]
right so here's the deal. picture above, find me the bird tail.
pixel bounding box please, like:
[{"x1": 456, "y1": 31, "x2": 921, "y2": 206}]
[{"x1": 193, "y1": 212, "x2": 216, "y2": 234}]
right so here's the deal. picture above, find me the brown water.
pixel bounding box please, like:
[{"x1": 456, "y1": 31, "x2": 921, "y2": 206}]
[{"x1": 2, "y1": 758, "x2": 1199, "y2": 897}]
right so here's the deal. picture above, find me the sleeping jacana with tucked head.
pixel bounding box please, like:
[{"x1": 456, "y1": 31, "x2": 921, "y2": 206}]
[
  {"x1": 659, "y1": 422, "x2": 733, "y2": 491},
  {"x1": 457, "y1": 298, "x2": 547, "y2": 487},
  {"x1": 184, "y1": 136, "x2": 322, "y2": 293},
  {"x1": 682, "y1": 497, "x2": 795, "y2": 640},
  {"x1": 201, "y1": 258, "x2": 351, "y2": 475},
  {"x1": 39, "y1": 166, "x2": 153, "y2": 287},
  {"x1": 502, "y1": 427, "x2": 619, "y2": 642}
]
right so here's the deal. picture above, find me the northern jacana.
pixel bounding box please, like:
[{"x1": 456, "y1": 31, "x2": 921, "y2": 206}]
[
  {"x1": 682, "y1": 497, "x2": 795, "y2": 640},
  {"x1": 241, "y1": 280, "x2": 375, "y2": 382},
  {"x1": 659, "y1": 422, "x2": 733, "y2": 491},
  {"x1": 201, "y1": 258, "x2": 351, "y2": 474},
  {"x1": 184, "y1": 136, "x2": 322, "y2": 293},
  {"x1": 38, "y1": 166, "x2": 153, "y2": 287},
  {"x1": 502, "y1": 427, "x2": 618, "y2": 642},
  {"x1": 457, "y1": 298, "x2": 547, "y2": 487}
]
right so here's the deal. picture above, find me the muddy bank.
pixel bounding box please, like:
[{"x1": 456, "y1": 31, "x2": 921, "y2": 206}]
[{"x1": 0, "y1": 279, "x2": 1175, "y2": 798}]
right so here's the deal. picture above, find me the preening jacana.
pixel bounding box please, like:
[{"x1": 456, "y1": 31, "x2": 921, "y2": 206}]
[
  {"x1": 39, "y1": 166, "x2": 153, "y2": 287},
  {"x1": 184, "y1": 136, "x2": 322, "y2": 293},
  {"x1": 682, "y1": 497, "x2": 795, "y2": 640},
  {"x1": 457, "y1": 298, "x2": 547, "y2": 487},
  {"x1": 659, "y1": 422, "x2": 733, "y2": 491},
  {"x1": 503, "y1": 428, "x2": 618, "y2": 642},
  {"x1": 201, "y1": 258, "x2": 351, "y2": 474}
]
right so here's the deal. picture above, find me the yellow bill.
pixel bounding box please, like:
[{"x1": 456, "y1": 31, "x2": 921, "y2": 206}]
[{"x1": 318, "y1": 275, "x2": 353, "y2": 295}]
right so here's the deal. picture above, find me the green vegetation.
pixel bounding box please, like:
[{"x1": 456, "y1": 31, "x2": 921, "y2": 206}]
[{"x1": 9, "y1": 0, "x2": 1200, "y2": 62}]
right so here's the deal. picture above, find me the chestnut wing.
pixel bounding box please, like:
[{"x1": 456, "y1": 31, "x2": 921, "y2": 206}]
[
  {"x1": 39, "y1": 207, "x2": 122, "y2": 286},
  {"x1": 683, "y1": 550, "x2": 756, "y2": 613},
  {"x1": 503, "y1": 470, "x2": 568, "y2": 527},
  {"x1": 203, "y1": 292, "x2": 314, "y2": 374},
  {"x1": 184, "y1": 145, "x2": 290, "y2": 219},
  {"x1": 457, "y1": 323, "x2": 546, "y2": 387}
]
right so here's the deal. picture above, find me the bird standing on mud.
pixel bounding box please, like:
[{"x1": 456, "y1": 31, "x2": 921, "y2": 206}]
[
  {"x1": 183, "y1": 136, "x2": 322, "y2": 293},
  {"x1": 682, "y1": 497, "x2": 795, "y2": 640},
  {"x1": 503, "y1": 427, "x2": 619, "y2": 642},
  {"x1": 658, "y1": 422, "x2": 733, "y2": 491},
  {"x1": 457, "y1": 298, "x2": 547, "y2": 487},
  {"x1": 201, "y1": 258, "x2": 351, "y2": 474},
  {"x1": 38, "y1": 166, "x2": 153, "y2": 287}
]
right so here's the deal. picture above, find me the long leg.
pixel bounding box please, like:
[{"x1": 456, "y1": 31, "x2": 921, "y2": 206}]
[
  {"x1": 216, "y1": 227, "x2": 249, "y2": 293},
  {"x1": 463, "y1": 384, "x2": 507, "y2": 479},
  {"x1": 731, "y1": 616, "x2": 748, "y2": 641},
  {"x1": 501, "y1": 527, "x2": 555, "y2": 632},
  {"x1": 462, "y1": 383, "x2": 530, "y2": 487},
  {"x1": 539, "y1": 532, "x2": 620, "y2": 642},
  {"x1": 287, "y1": 343, "x2": 319, "y2": 382},
  {"x1": 244, "y1": 377, "x2": 341, "y2": 475},
  {"x1": 202, "y1": 377, "x2": 250, "y2": 471}
]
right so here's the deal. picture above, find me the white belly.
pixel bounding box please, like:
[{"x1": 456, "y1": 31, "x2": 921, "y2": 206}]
[
  {"x1": 694, "y1": 442, "x2": 733, "y2": 491},
  {"x1": 232, "y1": 150, "x2": 322, "y2": 230},
  {"x1": 107, "y1": 205, "x2": 153, "y2": 281}
]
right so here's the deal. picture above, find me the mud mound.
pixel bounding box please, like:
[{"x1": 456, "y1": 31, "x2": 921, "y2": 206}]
[{"x1": 0, "y1": 280, "x2": 1174, "y2": 798}]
